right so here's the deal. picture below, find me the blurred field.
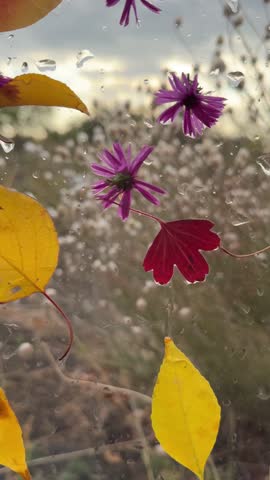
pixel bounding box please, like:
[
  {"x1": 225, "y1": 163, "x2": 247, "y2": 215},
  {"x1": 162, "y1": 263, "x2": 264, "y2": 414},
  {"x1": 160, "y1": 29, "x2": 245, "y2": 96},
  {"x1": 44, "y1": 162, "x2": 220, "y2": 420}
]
[{"x1": 1, "y1": 2, "x2": 270, "y2": 479}]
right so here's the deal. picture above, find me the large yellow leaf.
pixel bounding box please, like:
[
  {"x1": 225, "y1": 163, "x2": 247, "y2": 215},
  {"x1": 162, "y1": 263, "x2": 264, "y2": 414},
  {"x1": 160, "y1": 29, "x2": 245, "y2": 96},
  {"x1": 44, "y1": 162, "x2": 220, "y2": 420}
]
[
  {"x1": 0, "y1": 186, "x2": 58, "y2": 302},
  {"x1": 0, "y1": 388, "x2": 31, "y2": 479},
  {"x1": 0, "y1": 74, "x2": 89, "y2": 115},
  {"x1": 152, "y1": 337, "x2": 221, "y2": 480},
  {"x1": 0, "y1": 0, "x2": 62, "y2": 32}
]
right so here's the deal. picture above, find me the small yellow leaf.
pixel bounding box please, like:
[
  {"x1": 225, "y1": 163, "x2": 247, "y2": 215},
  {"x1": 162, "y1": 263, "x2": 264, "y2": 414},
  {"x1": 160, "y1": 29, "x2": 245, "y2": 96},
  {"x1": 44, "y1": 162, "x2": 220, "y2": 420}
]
[
  {"x1": 0, "y1": 388, "x2": 31, "y2": 479},
  {"x1": 0, "y1": 0, "x2": 62, "y2": 32},
  {"x1": 152, "y1": 337, "x2": 221, "y2": 480},
  {"x1": 0, "y1": 74, "x2": 89, "y2": 115},
  {"x1": 0, "y1": 186, "x2": 59, "y2": 302}
]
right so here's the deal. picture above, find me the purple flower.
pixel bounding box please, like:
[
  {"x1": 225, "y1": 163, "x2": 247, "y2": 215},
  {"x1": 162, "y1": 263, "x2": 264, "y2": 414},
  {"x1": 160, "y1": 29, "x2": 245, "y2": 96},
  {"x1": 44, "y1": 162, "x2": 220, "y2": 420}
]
[
  {"x1": 91, "y1": 143, "x2": 166, "y2": 220},
  {"x1": 0, "y1": 75, "x2": 12, "y2": 88},
  {"x1": 155, "y1": 73, "x2": 226, "y2": 138},
  {"x1": 106, "y1": 0, "x2": 161, "y2": 26}
]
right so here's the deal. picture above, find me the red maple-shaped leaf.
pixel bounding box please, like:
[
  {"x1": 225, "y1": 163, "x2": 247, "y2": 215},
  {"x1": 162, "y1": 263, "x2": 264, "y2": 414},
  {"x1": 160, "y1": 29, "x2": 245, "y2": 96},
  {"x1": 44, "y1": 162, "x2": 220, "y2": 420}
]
[{"x1": 143, "y1": 220, "x2": 220, "y2": 285}]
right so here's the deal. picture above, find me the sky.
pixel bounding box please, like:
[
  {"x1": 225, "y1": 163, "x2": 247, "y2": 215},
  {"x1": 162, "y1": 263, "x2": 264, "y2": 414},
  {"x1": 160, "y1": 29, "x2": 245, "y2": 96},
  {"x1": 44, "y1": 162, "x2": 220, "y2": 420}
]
[{"x1": 0, "y1": 0, "x2": 267, "y2": 134}]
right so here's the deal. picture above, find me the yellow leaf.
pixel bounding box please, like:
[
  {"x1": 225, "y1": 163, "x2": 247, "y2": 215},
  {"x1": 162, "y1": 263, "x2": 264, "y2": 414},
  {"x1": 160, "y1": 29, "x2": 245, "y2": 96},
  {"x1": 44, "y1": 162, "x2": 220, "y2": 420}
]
[
  {"x1": 0, "y1": 388, "x2": 31, "y2": 479},
  {"x1": 0, "y1": 0, "x2": 62, "y2": 32},
  {"x1": 151, "y1": 337, "x2": 221, "y2": 480},
  {"x1": 0, "y1": 74, "x2": 89, "y2": 115},
  {"x1": 0, "y1": 186, "x2": 59, "y2": 302}
]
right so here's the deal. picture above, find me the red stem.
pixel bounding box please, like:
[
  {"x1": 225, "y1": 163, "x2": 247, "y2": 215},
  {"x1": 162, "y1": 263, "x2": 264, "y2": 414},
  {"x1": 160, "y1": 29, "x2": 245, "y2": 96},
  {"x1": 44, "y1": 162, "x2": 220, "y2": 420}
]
[
  {"x1": 112, "y1": 201, "x2": 163, "y2": 225},
  {"x1": 220, "y1": 245, "x2": 270, "y2": 258},
  {"x1": 42, "y1": 290, "x2": 74, "y2": 361}
]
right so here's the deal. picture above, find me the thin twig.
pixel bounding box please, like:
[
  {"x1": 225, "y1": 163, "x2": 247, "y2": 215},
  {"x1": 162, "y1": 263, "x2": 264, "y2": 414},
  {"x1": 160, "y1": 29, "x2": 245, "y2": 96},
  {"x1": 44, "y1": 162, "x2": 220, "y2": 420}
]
[
  {"x1": 208, "y1": 455, "x2": 222, "y2": 480},
  {"x1": 41, "y1": 342, "x2": 151, "y2": 405},
  {"x1": 0, "y1": 438, "x2": 145, "y2": 476},
  {"x1": 129, "y1": 396, "x2": 155, "y2": 480}
]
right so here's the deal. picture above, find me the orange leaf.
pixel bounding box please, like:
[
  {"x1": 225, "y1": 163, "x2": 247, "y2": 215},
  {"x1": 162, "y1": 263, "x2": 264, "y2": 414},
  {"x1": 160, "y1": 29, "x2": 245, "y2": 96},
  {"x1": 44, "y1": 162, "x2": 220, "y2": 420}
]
[
  {"x1": 0, "y1": 74, "x2": 89, "y2": 115},
  {"x1": 0, "y1": 0, "x2": 62, "y2": 32},
  {"x1": 0, "y1": 388, "x2": 31, "y2": 479}
]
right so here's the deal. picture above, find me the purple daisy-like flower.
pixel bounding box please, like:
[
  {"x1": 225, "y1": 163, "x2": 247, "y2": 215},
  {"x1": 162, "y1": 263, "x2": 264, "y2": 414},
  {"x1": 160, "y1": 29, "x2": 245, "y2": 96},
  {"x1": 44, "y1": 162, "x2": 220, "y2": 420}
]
[
  {"x1": 155, "y1": 72, "x2": 226, "y2": 138},
  {"x1": 91, "y1": 143, "x2": 166, "y2": 220},
  {"x1": 106, "y1": 0, "x2": 161, "y2": 26}
]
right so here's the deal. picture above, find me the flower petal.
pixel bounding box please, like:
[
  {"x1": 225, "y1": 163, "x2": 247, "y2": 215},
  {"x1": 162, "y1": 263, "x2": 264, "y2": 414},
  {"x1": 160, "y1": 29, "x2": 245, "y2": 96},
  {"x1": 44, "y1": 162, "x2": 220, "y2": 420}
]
[
  {"x1": 192, "y1": 95, "x2": 226, "y2": 128},
  {"x1": 98, "y1": 149, "x2": 121, "y2": 169},
  {"x1": 106, "y1": 0, "x2": 120, "y2": 5},
  {"x1": 155, "y1": 88, "x2": 183, "y2": 105},
  {"x1": 134, "y1": 184, "x2": 160, "y2": 205},
  {"x1": 134, "y1": 179, "x2": 166, "y2": 194},
  {"x1": 120, "y1": 0, "x2": 136, "y2": 26},
  {"x1": 98, "y1": 187, "x2": 120, "y2": 208},
  {"x1": 118, "y1": 190, "x2": 131, "y2": 220},
  {"x1": 158, "y1": 102, "x2": 182, "y2": 124},
  {"x1": 130, "y1": 145, "x2": 154, "y2": 175},
  {"x1": 92, "y1": 181, "x2": 108, "y2": 193},
  {"x1": 183, "y1": 108, "x2": 204, "y2": 137},
  {"x1": 140, "y1": 0, "x2": 161, "y2": 13},
  {"x1": 91, "y1": 164, "x2": 115, "y2": 177}
]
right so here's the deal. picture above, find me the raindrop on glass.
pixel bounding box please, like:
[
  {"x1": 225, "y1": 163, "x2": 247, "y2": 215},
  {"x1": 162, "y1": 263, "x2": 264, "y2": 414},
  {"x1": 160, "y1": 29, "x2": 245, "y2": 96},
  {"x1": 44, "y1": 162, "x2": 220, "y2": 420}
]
[
  {"x1": 36, "y1": 59, "x2": 56, "y2": 72},
  {"x1": 226, "y1": 0, "x2": 239, "y2": 13},
  {"x1": 0, "y1": 139, "x2": 15, "y2": 153},
  {"x1": 21, "y1": 61, "x2": 29, "y2": 73},
  {"x1": 231, "y1": 211, "x2": 250, "y2": 227},
  {"x1": 257, "y1": 388, "x2": 270, "y2": 401},
  {"x1": 76, "y1": 50, "x2": 94, "y2": 68},
  {"x1": 227, "y1": 71, "x2": 245, "y2": 87},
  {"x1": 257, "y1": 287, "x2": 264, "y2": 297},
  {"x1": 210, "y1": 68, "x2": 220, "y2": 76},
  {"x1": 144, "y1": 120, "x2": 153, "y2": 129},
  {"x1": 257, "y1": 154, "x2": 270, "y2": 176}
]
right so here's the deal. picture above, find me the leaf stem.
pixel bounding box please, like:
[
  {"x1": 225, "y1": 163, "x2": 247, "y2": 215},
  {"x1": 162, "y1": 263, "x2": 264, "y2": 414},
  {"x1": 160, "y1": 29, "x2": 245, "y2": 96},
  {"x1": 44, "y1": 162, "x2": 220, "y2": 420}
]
[
  {"x1": 220, "y1": 245, "x2": 270, "y2": 258},
  {"x1": 42, "y1": 291, "x2": 74, "y2": 361}
]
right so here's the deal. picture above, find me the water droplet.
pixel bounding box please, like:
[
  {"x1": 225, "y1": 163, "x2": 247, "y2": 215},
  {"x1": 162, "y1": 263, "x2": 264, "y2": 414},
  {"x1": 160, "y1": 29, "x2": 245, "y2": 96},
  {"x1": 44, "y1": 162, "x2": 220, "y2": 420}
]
[
  {"x1": 239, "y1": 303, "x2": 250, "y2": 314},
  {"x1": 36, "y1": 59, "x2": 56, "y2": 72},
  {"x1": 8, "y1": 34, "x2": 14, "y2": 40},
  {"x1": 21, "y1": 61, "x2": 29, "y2": 73},
  {"x1": 143, "y1": 120, "x2": 153, "y2": 129},
  {"x1": 226, "y1": 0, "x2": 239, "y2": 13},
  {"x1": 210, "y1": 68, "x2": 220, "y2": 76},
  {"x1": 177, "y1": 183, "x2": 189, "y2": 196},
  {"x1": 144, "y1": 79, "x2": 149, "y2": 85},
  {"x1": 0, "y1": 139, "x2": 14, "y2": 153},
  {"x1": 227, "y1": 71, "x2": 245, "y2": 87},
  {"x1": 257, "y1": 154, "x2": 270, "y2": 176},
  {"x1": 76, "y1": 49, "x2": 94, "y2": 68},
  {"x1": 257, "y1": 287, "x2": 264, "y2": 297},
  {"x1": 32, "y1": 171, "x2": 40, "y2": 179},
  {"x1": 231, "y1": 211, "x2": 250, "y2": 227},
  {"x1": 257, "y1": 388, "x2": 270, "y2": 401}
]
